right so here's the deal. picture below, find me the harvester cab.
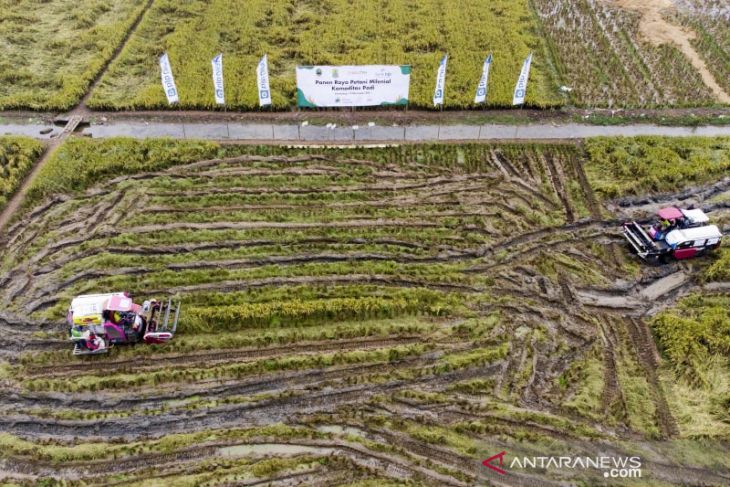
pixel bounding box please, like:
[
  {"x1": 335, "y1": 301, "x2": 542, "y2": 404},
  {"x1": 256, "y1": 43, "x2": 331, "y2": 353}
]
[
  {"x1": 622, "y1": 207, "x2": 722, "y2": 263},
  {"x1": 67, "y1": 292, "x2": 180, "y2": 356}
]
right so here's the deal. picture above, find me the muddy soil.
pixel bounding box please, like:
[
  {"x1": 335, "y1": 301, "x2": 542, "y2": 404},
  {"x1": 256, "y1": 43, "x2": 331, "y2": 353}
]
[{"x1": 0, "y1": 149, "x2": 728, "y2": 485}]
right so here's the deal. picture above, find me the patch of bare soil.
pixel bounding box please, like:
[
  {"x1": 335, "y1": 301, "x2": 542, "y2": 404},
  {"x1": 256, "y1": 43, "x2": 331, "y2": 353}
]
[{"x1": 609, "y1": 0, "x2": 730, "y2": 103}]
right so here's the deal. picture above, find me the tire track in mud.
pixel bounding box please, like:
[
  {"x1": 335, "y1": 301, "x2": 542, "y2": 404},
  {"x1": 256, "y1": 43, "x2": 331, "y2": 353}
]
[
  {"x1": 599, "y1": 320, "x2": 627, "y2": 423},
  {"x1": 568, "y1": 149, "x2": 603, "y2": 220},
  {"x1": 612, "y1": 177, "x2": 730, "y2": 212},
  {"x1": 541, "y1": 152, "x2": 575, "y2": 223},
  {"x1": 430, "y1": 402, "x2": 730, "y2": 486},
  {"x1": 26, "y1": 336, "x2": 425, "y2": 378},
  {"x1": 2, "y1": 362, "x2": 506, "y2": 439},
  {"x1": 148, "y1": 173, "x2": 501, "y2": 198},
  {"x1": 1, "y1": 438, "x2": 464, "y2": 486},
  {"x1": 29, "y1": 236, "x2": 442, "y2": 277},
  {"x1": 8, "y1": 342, "x2": 476, "y2": 411},
  {"x1": 624, "y1": 317, "x2": 678, "y2": 438}
]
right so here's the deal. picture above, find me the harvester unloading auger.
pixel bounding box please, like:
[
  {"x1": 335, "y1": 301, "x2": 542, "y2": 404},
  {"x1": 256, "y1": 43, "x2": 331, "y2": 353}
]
[{"x1": 67, "y1": 292, "x2": 180, "y2": 356}]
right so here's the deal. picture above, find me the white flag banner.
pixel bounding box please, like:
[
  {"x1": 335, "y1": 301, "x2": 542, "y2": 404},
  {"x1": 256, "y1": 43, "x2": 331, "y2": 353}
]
[
  {"x1": 474, "y1": 53, "x2": 492, "y2": 104},
  {"x1": 257, "y1": 54, "x2": 272, "y2": 106},
  {"x1": 512, "y1": 53, "x2": 533, "y2": 106},
  {"x1": 211, "y1": 53, "x2": 224, "y2": 105},
  {"x1": 433, "y1": 54, "x2": 448, "y2": 106},
  {"x1": 159, "y1": 53, "x2": 179, "y2": 104}
]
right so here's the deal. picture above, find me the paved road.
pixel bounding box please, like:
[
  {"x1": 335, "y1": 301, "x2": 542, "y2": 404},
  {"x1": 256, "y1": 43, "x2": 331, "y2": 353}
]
[{"x1": 2, "y1": 121, "x2": 730, "y2": 142}]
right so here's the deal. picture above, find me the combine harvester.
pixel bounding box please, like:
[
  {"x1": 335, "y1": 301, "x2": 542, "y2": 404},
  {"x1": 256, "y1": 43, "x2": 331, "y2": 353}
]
[
  {"x1": 67, "y1": 292, "x2": 180, "y2": 356},
  {"x1": 623, "y1": 207, "x2": 723, "y2": 263}
]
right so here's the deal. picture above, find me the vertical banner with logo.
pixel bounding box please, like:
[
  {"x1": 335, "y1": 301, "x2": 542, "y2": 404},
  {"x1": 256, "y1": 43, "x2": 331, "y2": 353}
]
[
  {"x1": 257, "y1": 54, "x2": 272, "y2": 107},
  {"x1": 159, "y1": 53, "x2": 179, "y2": 104},
  {"x1": 474, "y1": 53, "x2": 493, "y2": 104},
  {"x1": 211, "y1": 53, "x2": 225, "y2": 105},
  {"x1": 433, "y1": 54, "x2": 448, "y2": 107},
  {"x1": 512, "y1": 53, "x2": 533, "y2": 106}
]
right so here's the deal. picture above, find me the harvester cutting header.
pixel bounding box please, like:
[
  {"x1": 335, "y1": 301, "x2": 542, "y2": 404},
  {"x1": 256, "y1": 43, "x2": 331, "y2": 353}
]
[
  {"x1": 67, "y1": 292, "x2": 180, "y2": 356},
  {"x1": 623, "y1": 207, "x2": 722, "y2": 263}
]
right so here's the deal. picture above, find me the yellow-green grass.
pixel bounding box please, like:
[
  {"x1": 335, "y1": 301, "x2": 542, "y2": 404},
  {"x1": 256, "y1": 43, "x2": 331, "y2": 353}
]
[
  {"x1": 88, "y1": 0, "x2": 562, "y2": 109},
  {"x1": 652, "y1": 287, "x2": 730, "y2": 439},
  {"x1": 584, "y1": 136, "x2": 730, "y2": 199},
  {"x1": 0, "y1": 0, "x2": 148, "y2": 110},
  {"x1": 0, "y1": 136, "x2": 44, "y2": 211}
]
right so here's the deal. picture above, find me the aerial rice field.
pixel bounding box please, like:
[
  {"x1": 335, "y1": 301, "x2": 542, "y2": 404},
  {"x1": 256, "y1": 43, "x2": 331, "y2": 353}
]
[
  {"x1": 0, "y1": 0, "x2": 728, "y2": 110},
  {"x1": 0, "y1": 0, "x2": 149, "y2": 110},
  {"x1": 87, "y1": 0, "x2": 563, "y2": 109},
  {"x1": 0, "y1": 137, "x2": 728, "y2": 485}
]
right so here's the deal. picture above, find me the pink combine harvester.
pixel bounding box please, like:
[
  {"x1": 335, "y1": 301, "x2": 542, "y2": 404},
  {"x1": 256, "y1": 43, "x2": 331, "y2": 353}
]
[
  {"x1": 67, "y1": 292, "x2": 180, "y2": 356},
  {"x1": 622, "y1": 207, "x2": 723, "y2": 264}
]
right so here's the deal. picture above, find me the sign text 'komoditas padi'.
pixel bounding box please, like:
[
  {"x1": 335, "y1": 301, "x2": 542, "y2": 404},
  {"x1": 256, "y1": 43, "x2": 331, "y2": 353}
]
[
  {"x1": 257, "y1": 54, "x2": 272, "y2": 107},
  {"x1": 296, "y1": 65, "x2": 411, "y2": 108},
  {"x1": 159, "y1": 53, "x2": 179, "y2": 104},
  {"x1": 474, "y1": 53, "x2": 492, "y2": 104},
  {"x1": 211, "y1": 53, "x2": 224, "y2": 105},
  {"x1": 512, "y1": 53, "x2": 533, "y2": 106},
  {"x1": 433, "y1": 54, "x2": 448, "y2": 106}
]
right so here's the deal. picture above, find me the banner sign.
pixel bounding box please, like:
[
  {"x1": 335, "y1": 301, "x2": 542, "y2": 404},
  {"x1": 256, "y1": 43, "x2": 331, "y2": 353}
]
[
  {"x1": 474, "y1": 53, "x2": 492, "y2": 104},
  {"x1": 211, "y1": 53, "x2": 224, "y2": 105},
  {"x1": 296, "y1": 65, "x2": 410, "y2": 108},
  {"x1": 512, "y1": 53, "x2": 533, "y2": 106},
  {"x1": 159, "y1": 53, "x2": 179, "y2": 104},
  {"x1": 257, "y1": 54, "x2": 272, "y2": 106},
  {"x1": 433, "y1": 54, "x2": 448, "y2": 106}
]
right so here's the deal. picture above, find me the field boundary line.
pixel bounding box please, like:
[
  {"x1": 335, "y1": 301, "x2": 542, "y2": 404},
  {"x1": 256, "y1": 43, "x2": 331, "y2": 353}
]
[
  {"x1": 70, "y1": 0, "x2": 156, "y2": 117},
  {"x1": 0, "y1": 140, "x2": 58, "y2": 232}
]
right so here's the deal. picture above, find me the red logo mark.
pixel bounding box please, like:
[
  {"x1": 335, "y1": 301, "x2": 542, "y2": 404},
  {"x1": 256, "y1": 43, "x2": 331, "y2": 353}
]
[{"x1": 482, "y1": 451, "x2": 507, "y2": 475}]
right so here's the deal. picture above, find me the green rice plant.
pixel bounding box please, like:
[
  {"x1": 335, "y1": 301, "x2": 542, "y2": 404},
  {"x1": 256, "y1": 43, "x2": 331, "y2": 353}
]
[
  {"x1": 25, "y1": 138, "x2": 220, "y2": 207},
  {"x1": 557, "y1": 347, "x2": 605, "y2": 422},
  {"x1": 21, "y1": 317, "x2": 437, "y2": 367},
  {"x1": 705, "y1": 248, "x2": 730, "y2": 282},
  {"x1": 88, "y1": 0, "x2": 562, "y2": 109},
  {"x1": 0, "y1": 136, "x2": 44, "y2": 211},
  {"x1": 25, "y1": 344, "x2": 428, "y2": 392},
  {"x1": 184, "y1": 295, "x2": 452, "y2": 332},
  {"x1": 584, "y1": 136, "x2": 730, "y2": 199},
  {"x1": 651, "y1": 294, "x2": 730, "y2": 382},
  {"x1": 0, "y1": 424, "x2": 322, "y2": 463},
  {"x1": 0, "y1": 0, "x2": 148, "y2": 110},
  {"x1": 434, "y1": 343, "x2": 509, "y2": 374}
]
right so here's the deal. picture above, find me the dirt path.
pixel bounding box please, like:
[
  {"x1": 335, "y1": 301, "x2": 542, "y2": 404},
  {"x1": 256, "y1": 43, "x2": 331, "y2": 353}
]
[
  {"x1": 68, "y1": 0, "x2": 155, "y2": 118},
  {"x1": 611, "y1": 0, "x2": 730, "y2": 104},
  {"x1": 0, "y1": 0, "x2": 155, "y2": 233},
  {"x1": 0, "y1": 139, "x2": 60, "y2": 233}
]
